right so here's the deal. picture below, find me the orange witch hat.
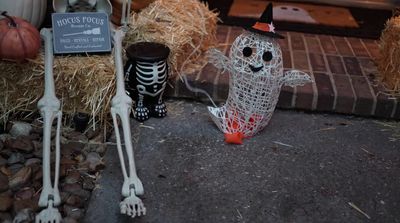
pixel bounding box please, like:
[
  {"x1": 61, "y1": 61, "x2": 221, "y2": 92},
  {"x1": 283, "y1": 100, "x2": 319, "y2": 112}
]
[{"x1": 246, "y1": 3, "x2": 284, "y2": 39}]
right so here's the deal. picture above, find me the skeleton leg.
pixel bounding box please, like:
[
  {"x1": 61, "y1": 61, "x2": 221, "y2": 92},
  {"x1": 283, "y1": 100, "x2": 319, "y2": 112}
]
[
  {"x1": 152, "y1": 85, "x2": 167, "y2": 118},
  {"x1": 35, "y1": 28, "x2": 62, "y2": 223},
  {"x1": 133, "y1": 93, "x2": 150, "y2": 122},
  {"x1": 111, "y1": 29, "x2": 146, "y2": 218}
]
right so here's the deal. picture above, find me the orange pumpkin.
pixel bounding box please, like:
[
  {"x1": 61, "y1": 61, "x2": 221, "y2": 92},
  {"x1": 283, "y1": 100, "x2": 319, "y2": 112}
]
[{"x1": 0, "y1": 11, "x2": 40, "y2": 62}]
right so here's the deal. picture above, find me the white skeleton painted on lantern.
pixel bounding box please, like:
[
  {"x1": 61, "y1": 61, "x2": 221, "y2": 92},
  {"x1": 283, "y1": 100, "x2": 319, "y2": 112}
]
[
  {"x1": 207, "y1": 31, "x2": 312, "y2": 138},
  {"x1": 36, "y1": 1, "x2": 144, "y2": 222},
  {"x1": 129, "y1": 60, "x2": 168, "y2": 120}
]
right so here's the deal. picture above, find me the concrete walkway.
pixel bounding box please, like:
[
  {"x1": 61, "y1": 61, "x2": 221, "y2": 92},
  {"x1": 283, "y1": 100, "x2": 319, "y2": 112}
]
[{"x1": 84, "y1": 100, "x2": 400, "y2": 223}]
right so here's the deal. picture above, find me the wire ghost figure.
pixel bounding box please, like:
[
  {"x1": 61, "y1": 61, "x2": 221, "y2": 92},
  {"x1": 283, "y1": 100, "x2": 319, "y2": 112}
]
[{"x1": 207, "y1": 3, "x2": 312, "y2": 144}]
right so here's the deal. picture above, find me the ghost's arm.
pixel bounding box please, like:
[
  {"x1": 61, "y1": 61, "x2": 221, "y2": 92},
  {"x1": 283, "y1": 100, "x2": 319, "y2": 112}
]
[
  {"x1": 282, "y1": 70, "x2": 313, "y2": 87},
  {"x1": 206, "y1": 48, "x2": 233, "y2": 72}
]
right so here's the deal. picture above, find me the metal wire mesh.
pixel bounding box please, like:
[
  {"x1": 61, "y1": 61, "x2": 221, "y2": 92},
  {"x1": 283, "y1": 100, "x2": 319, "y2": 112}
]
[{"x1": 208, "y1": 31, "x2": 311, "y2": 137}]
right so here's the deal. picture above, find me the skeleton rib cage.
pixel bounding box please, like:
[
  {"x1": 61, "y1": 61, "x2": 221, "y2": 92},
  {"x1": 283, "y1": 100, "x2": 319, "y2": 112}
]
[{"x1": 136, "y1": 61, "x2": 168, "y2": 86}]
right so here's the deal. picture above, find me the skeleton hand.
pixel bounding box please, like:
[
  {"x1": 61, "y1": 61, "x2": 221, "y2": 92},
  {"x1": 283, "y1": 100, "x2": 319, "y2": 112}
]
[
  {"x1": 35, "y1": 202, "x2": 62, "y2": 223},
  {"x1": 120, "y1": 192, "x2": 146, "y2": 218}
]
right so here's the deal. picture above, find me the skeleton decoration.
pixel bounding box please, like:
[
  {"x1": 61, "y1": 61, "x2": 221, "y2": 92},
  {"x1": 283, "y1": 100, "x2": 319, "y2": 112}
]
[
  {"x1": 111, "y1": 30, "x2": 146, "y2": 218},
  {"x1": 207, "y1": 3, "x2": 312, "y2": 144},
  {"x1": 35, "y1": 1, "x2": 144, "y2": 222},
  {"x1": 125, "y1": 42, "x2": 170, "y2": 122},
  {"x1": 35, "y1": 28, "x2": 63, "y2": 223}
]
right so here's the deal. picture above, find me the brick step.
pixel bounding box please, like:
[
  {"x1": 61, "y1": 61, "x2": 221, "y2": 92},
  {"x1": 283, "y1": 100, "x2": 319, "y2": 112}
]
[{"x1": 165, "y1": 25, "x2": 400, "y2": 120}]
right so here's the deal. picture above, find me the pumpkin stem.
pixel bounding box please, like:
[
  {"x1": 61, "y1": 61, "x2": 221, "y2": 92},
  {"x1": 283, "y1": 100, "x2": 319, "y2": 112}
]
[{"x1": 1, "y1": 11, "x2": 17, "y2": 28}]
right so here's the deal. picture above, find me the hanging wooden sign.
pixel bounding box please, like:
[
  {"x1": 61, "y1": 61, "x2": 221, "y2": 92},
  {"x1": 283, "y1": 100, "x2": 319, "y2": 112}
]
[{"x1": 52, "y1": 12, "x2": 112, "y2": 54}]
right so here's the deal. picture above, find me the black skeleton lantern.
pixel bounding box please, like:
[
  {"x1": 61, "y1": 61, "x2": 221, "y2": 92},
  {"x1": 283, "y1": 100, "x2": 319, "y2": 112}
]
[{"x1": 125, "y1": 42, "x2": 170, "y2": 121}]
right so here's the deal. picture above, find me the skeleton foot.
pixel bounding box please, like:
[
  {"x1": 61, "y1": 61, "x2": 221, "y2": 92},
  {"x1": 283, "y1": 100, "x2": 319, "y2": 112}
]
[
  {"x1": 120, "y1": 190, "x2": 146, "y2": 218},
  {"x1": 134, "y1": 106, "x2": 150, "y2": 122},
  {"x1": 35, "y1": 201, "x2": 62, "y2": 223},
  {"x1": 152, "y1": 103, "x2": 167, "y2": 118}
]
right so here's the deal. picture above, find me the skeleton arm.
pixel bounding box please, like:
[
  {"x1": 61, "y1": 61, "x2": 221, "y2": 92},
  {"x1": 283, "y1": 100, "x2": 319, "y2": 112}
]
[
  {"x1": 206, "y1": 48, "x2": 233, "y2": 73},
  {"x1": 111, "y1": 29, "x2": 146, "y2": 218},
  {"x1": 35, "y1": 28, "x2": 62, "y2": 223},
  {"x1": 282, "y1": 70, "x2": 312, "y2": 87}
]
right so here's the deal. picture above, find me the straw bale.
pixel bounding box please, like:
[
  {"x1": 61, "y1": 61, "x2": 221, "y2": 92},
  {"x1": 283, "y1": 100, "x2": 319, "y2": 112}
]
[
  {"x1": 0, "y1": 52, "x2": 116, "y2": 125},
  {"x1": 0, "y1": 0, "x2": 218, "y2": 124},
  {"x1": 124, "y1": 0, "x2": 219, "y2": 78},
  {"x1": 378, "y1": 15, "x2": 400, "y2": 95}
]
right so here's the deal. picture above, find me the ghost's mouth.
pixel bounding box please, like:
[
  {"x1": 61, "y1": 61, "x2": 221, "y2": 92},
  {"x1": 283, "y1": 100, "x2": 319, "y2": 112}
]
[{"x1": 249, "y1": 65, "x2": 263, "y2": 72}]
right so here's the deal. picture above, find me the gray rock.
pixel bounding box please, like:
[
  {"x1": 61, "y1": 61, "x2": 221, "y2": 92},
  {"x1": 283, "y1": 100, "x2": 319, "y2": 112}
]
[
  {"x1": 22, "y1": 153, "x2": 34, "y2": 159},
  {"x1": 15, "y1": 187, "x2": 35, "y2": 200},
  {"x1": 0, "y1": 148, "x2": 12, "y2": 158},
  {"x1": 65, "y1": 194, "x2": 84, "y2": 208},
  {"x1": 82, "y1": 177, "x2": 95, "y2": 191},
  {"x1": 60, "y1": 146, "x2": 74, "y2": 158},
  {"x1": 8, "y1": 164, "x2": 24, "y2": 175},
  {"x1": 90, "y1": 130, "x2": 105, "y2": 144},
  {"x1": 83, "y1": 152, "x2": 105, "y2": 173},
  {"x1": 61, "y1": 142, "x2": 85, "y2": 155},
  {"x1": 29, "y1": 164, "x2": 41, "y2": 176},
  {"x1": 95, "y1": 144, "x2": 107, "y2": 156},
  {"x1": 9, "y1": 122, "x2": 32, "y2": 137},
  {"x1": 6, "y1": 137, "x2": 34, "y2": 153},
  {"x1": 64, "y1": 171, "x2": 81, "y2": 184},
  {"x1": 12, "y1": 208, "x2": 34, "y2": 223},
  {"x1": 13, "y1": 198, "x2": 39, "y2": 213},
  {"x1": 33, "y1": 170, "x2": 42, "y2": 182},
  {"x1": 64, "y1": 131, "x2": 88, "y2": 143},
  {"x1": 85, "y1": 143, "x2": 107, "y2": 156},
  {"x1": 32, "y1": 140, "x2": 42, "y2": 151},
  {"x1": 0, "y1": 212, "x2": 12, "y2": 222},
  {"x1": 85, "y1": 128, "x2": 101, "y2": 140},
  {"x1": 30, "y1": 119, "x2": 43, "y2": 134},
  {"x1": 9, "y1": 167, "x2": 32, "y2": 190},
  {"x1": 27, "y1": 133, "x2": 40, "y2": 141},
  {"x1": 63, "y1": 205, "x2": 84, "y2": 220},
  {"x1": 0, "y1": 155, "x2": 7, "y2": 166},
  {"x1": 0, "y1": 172, "x2": 9, "y2": 192},
  {"x1": 74, "y1": 154, "x2": 85, "y2": 163},
  {"x1": 60, "y1": 191, "x2": 70, "y2": 204},
  {"x1": 0, "y1": 194, "x2": 13, "y2": 211},
  {"x1": 62, "y1": 217, "x2": 78, "y2": 223},
  {"x1": 7, "y1": 153, "x2": 25, "y2": 165},
  {"x1": 31, "y1": 181, "x2": 42, "y2": 193},
  {"x1": 33, "y1": 148, "x2": 42, "y2": 159},
  {"x1": 62, "y1": 183, "x2": 82, "y2": 194},
  {"x1": 0, "y1": 134, "x2": 11, "y2": 143},
  {"x1": 24, "y1": 158, "x2": 41, "y2": 166},
  {"x1": 0, "y1": 167, "x2": 11, "y2": 176},
  {"x1": 62, "y1": 183, "x2": 91, "y2": 200}
]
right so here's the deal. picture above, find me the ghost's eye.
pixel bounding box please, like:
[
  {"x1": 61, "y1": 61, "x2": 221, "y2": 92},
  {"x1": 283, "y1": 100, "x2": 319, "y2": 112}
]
[
  {"x1": 242, "y1": 47, "x2": 252, "y2": 57},
  {"x1": 262, "y1": 51, "x2": 273, "y2": 62}
]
